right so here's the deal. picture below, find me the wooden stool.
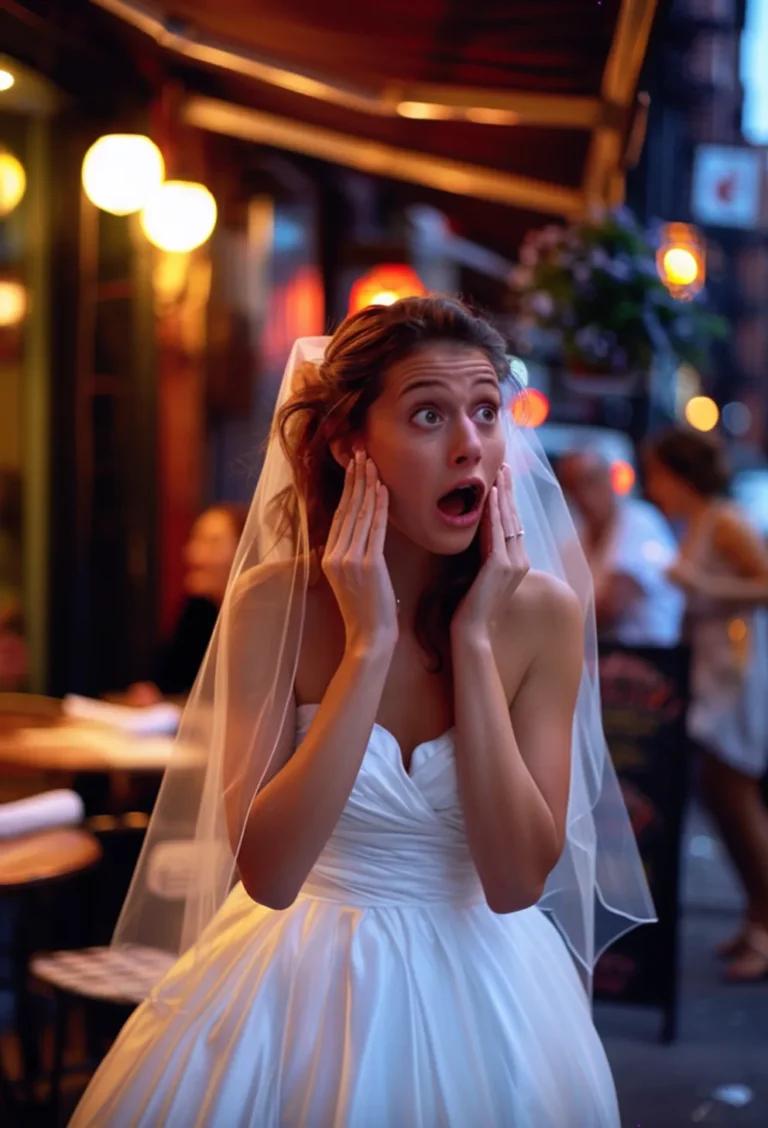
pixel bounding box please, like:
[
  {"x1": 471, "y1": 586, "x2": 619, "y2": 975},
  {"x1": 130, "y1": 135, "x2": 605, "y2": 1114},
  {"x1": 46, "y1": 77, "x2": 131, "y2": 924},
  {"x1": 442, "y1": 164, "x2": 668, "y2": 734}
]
[
  {"x1": 30, "y1": 838, "x2": 199, "y2": 1120},
  {"x1": 0, "y1": 828, "x2": 102, "y2": 1121}
]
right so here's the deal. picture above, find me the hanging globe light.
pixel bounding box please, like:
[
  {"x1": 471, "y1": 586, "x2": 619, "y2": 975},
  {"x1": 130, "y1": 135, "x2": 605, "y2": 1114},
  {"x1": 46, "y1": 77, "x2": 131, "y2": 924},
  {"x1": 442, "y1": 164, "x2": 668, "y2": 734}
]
[
  {"x1": 0, "y1": 281, "x2": 29, "y2": 327},
  {"x1": 82, "y1": 134, "x2": 164, "y2": 216},
  {"x1": 140, "y1": 180, "x2": 217, "y2": 253},
  {"x1": 0, "y1": 149, "x2": 26, "y2": 217}
]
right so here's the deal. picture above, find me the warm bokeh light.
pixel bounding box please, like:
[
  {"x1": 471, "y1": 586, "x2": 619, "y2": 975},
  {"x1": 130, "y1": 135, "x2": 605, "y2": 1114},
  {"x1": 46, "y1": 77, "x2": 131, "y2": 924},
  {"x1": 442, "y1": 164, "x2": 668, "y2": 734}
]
[
  {"x1": 0, "y1": 281, "x2": 29, "y2": 327},
  {"x1": 0, "y1": 150, "x2": 26, "y2": 216},
  {"x1": 610, "y1": 460, "x2": 636, "y2": 495},
  {"x1": 728, "y1": 618, "x2": 748, "y2": 645},
  {"x1": 0, "y1": 70, "x2": 15, "y2": 93},
  {"x1": 656, "y1": 222, "x2": 705, "y2": 297},
  {"x1": 348, "y1": 265, "x2": 425, "y2": 315},
  {"x1": 511, "y1": 388, "x2": 550, "y2": 428},
  {"x1": 82, "y1": 134, "x2": 165, "y2": 216},
  {"x1": 661, "y1": 246, "x2": 699, "y2": 287},
  {"x1": 684, "y1": 395, "x2": 719, "y2": 432},
  {"x1": 140, "y1": 180, "x2": 217, "y2": 253},
  {"x1": 396, "y1": 102, "x2": 454, "y2": 121}
]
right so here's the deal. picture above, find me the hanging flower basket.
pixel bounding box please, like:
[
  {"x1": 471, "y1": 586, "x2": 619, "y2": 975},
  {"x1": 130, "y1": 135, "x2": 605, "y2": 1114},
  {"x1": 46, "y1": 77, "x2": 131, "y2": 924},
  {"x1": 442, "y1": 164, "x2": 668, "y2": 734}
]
[{"x1": 508, "y1": 208, "x2": 727, "y2": 385}]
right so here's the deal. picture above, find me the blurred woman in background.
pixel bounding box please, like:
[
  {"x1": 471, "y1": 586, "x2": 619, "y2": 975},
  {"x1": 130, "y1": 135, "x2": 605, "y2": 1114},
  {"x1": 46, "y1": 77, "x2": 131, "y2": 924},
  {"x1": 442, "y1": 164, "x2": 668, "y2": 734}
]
[
  {"x1": 127, "y1": 503, "x2": 248, "y2": 704},
  {"x1": 645, "y1": 428, "x2": 768, "y2": 982}
]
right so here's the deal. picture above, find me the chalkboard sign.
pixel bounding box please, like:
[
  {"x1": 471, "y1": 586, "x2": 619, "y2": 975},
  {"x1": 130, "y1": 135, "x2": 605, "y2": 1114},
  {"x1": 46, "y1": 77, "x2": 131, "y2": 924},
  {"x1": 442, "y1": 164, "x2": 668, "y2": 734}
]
[{"x1": 593, "y1": 644, "x2": 691, "y2": 1042}]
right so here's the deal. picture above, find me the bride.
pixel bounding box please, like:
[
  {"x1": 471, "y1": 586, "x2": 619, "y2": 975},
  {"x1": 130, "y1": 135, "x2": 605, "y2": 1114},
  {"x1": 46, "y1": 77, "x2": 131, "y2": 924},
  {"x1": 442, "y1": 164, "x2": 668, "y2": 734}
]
[{"x1": 70, "y1": 296, "x2": 652, "y2": 1127}]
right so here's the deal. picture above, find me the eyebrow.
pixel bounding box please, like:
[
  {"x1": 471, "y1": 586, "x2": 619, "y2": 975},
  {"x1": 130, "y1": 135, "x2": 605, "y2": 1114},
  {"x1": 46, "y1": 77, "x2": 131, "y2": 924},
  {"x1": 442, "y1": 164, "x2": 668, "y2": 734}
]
[{"x1": 398, "y1": 376, "x2": 500, "y2": 398}]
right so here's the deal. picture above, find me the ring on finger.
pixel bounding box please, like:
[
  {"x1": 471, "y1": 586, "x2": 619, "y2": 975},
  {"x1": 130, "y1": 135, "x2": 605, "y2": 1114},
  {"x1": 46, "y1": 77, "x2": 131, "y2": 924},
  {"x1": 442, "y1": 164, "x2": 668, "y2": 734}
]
[{"x1": 504, "y1": 528, "x2": 524, "y2": 542}]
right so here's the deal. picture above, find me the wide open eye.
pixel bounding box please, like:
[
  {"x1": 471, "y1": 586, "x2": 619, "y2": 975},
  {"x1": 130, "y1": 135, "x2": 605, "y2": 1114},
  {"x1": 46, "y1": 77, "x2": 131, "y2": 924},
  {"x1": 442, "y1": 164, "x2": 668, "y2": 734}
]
[
  {"x1": 412, "y1": 407, "x2": 443, "y2": 428},
  {"x1": 474, "y1": 405, "x2": 499, "y2": 424}
]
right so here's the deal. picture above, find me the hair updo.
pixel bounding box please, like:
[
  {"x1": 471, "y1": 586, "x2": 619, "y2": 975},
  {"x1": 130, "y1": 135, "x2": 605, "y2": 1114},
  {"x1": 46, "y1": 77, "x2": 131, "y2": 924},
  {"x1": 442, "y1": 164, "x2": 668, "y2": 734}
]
[
  {"x1": 645, "y1": 427, "x2": 730, "y2": 498},
  {"x1": 275, "y1": 295, "x2": 510, "y2": 669}
]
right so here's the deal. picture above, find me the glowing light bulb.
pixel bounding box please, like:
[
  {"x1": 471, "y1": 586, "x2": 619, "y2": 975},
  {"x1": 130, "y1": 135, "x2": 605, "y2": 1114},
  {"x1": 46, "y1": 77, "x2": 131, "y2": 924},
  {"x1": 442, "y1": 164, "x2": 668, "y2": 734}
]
[
  {"x1": 0, "y1": 150, "x2": 26, "y2": 216},
  {"x1": 0, "y1": 281, "x2": 28, "y2": 327},
  {"x1": 82, "y1": 134, "x2": 164, "y2": 216},
  {"x1": 140, "y1": 180, "x2": 217, "y2": 253},
  {"x1": 662, "y1": 247, "x2": 699, "y2": 287}
]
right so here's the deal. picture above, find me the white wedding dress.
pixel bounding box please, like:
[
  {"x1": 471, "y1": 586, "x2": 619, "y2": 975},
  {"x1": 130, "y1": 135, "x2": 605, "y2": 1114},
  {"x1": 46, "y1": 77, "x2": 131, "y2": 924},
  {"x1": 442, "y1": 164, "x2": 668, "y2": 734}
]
[{"x1": 71, "y1": 704, "x2": 620, "y2": 1127}]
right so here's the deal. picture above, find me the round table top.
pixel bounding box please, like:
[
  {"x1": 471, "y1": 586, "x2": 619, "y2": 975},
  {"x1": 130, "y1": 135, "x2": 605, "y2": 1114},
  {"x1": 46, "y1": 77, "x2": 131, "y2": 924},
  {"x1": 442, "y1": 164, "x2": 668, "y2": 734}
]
[
  {"x1": 0, "y1": 712, "x2": 181, "y2": 774},
  {"x1": 0, "y1": 826, "x2": 102, "y2": 888}
]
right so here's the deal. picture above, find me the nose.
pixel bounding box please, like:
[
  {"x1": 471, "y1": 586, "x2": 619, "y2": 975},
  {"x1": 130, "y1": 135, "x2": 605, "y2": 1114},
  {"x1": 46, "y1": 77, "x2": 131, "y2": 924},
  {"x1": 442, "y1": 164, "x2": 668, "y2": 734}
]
[{"x1": 449, "y1": 415, "x2": 483, "y2": 467}]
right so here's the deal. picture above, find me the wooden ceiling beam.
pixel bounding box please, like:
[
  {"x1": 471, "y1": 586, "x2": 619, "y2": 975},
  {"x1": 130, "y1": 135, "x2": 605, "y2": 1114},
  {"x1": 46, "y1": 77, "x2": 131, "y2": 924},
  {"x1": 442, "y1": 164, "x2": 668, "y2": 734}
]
[
  {"x1": 183, "y1": 95, "x2": 585, "y2": 216},
  {"x1": 582, "y1": 0, "x2": 660, "y2": 208}
]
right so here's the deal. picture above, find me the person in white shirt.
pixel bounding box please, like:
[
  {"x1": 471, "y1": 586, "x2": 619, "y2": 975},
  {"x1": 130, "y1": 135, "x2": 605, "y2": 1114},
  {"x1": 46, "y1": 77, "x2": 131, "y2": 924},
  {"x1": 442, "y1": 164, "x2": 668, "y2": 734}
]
[{"x1": 557, "y1": 450, "x2": 683, "y2": 647}]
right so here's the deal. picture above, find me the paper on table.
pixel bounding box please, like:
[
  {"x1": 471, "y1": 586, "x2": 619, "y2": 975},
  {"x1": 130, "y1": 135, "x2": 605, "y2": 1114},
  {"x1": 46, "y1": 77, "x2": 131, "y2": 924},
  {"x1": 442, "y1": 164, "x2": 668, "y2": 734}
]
[
  {"x1": 62, "y1": 695, "x2": 181, "y2": 735},
  {"x1": 14, "y1": 723, "x2": 180, "y2": 766},
  {"x1": 0, "y1": 789, "x2": 84, "y2": 840},
  {"x1": 13, "y1": 726, "x2": 191, "y2": 771}
]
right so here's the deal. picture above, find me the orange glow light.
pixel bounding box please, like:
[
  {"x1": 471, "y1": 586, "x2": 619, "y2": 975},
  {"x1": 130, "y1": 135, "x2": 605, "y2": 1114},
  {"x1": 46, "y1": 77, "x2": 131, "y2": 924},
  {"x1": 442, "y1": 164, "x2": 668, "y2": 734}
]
[
  {"x1": 611, "y1": 460, "x2": 636, "y2": 495},
  {"x1": 511, "y1": 388, "x2": 549, "y2": 428},
  {"x1": 685, "y1": 395, "x2": 719, "y2": 432},
  {"x1": 348, "y1": 265, "x2": 425, "y2": 315}
]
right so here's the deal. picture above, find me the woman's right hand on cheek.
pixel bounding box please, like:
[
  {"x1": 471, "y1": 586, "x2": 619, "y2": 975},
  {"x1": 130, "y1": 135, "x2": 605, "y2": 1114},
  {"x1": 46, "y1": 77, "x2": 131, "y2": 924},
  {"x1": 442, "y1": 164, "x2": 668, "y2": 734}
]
[{"x1": 322, "y1": 450, "x2": 399, "y2": 653}]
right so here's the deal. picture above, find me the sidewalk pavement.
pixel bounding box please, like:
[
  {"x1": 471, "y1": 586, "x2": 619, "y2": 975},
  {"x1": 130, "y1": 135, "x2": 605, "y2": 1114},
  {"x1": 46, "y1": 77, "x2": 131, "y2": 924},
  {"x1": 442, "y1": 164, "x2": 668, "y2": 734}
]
[{"x1": 597, "y1": 804, "x2": 767, "y2": 1127}]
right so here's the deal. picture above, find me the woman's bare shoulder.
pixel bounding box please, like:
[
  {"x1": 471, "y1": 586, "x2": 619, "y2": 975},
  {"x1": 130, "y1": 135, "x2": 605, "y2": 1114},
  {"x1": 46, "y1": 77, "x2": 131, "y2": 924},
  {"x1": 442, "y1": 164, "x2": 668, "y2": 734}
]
[
  {"x1": 497, "y1": 570, "x2": 583, "y2": 663},
  {"x1": 511, "y1": 569, "x2": 582, "y2": 623},
  {"x1": 231, "y1": 555, "x2": 315, "y2": 607}
]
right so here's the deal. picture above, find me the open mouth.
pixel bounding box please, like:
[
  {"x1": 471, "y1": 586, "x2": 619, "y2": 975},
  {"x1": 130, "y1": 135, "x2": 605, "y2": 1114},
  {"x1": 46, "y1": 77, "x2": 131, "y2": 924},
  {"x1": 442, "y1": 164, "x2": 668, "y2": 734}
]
[{"x1": 436, "y1": 483, "x2": 482, "y2": 519}]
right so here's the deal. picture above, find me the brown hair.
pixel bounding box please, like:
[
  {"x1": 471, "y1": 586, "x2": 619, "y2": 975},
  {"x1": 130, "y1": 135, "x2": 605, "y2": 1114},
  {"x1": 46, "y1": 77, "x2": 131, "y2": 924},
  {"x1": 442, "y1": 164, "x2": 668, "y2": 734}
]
[
  {"x1": 275, "y1": 295, "x2": 511, "y2": 669},
  {"x1": 645, "y1": 427, "x2": 730, "y2": 498}
]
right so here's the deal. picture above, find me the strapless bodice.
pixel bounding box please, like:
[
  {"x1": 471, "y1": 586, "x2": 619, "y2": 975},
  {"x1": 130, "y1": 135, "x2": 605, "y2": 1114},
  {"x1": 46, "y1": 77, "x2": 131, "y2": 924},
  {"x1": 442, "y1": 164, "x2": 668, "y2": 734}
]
[{"x1": 296, "y1": 705, "x2": 484, "y2": 908}]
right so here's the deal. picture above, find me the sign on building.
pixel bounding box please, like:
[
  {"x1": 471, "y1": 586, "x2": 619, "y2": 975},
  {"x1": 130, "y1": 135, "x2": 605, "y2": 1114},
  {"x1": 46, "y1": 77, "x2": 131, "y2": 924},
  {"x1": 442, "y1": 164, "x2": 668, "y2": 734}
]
[{"x1": 691, "y1": 144, "x2": 765, "y2": 228}]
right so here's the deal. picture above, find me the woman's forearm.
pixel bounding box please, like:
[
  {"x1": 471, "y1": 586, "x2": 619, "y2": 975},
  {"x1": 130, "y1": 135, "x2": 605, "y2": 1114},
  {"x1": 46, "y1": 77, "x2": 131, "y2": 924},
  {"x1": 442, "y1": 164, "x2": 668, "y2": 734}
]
[
  {"x1": 450, "y1": 629, "x2": 562, "y2": 914},
  {"x1": 238, "y1": 640, "x2": 394, "y2": 909},
  {"x1": 707, "y1": 574, "x2": 768, "y2": 607}
]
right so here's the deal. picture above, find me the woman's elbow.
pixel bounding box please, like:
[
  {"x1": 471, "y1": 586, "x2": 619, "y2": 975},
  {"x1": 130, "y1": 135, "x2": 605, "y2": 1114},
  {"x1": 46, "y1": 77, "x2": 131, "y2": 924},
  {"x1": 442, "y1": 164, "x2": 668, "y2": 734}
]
[
  {"x1": 483, "y1": 844, "x2": 563, "y2": 915},
  {"x1": 484, "y1": 873, "x2": 548, "y2": 916},
  {"x1": 238, "y1": 866, "x2": 299, "y2": 912}
]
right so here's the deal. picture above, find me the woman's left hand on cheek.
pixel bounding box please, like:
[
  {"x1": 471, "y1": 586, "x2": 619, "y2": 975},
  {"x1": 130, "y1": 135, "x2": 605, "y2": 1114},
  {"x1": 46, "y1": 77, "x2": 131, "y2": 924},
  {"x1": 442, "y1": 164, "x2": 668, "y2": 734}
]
[{"x1": 452, "y1": 464, "x2": 530, "y2": 640}]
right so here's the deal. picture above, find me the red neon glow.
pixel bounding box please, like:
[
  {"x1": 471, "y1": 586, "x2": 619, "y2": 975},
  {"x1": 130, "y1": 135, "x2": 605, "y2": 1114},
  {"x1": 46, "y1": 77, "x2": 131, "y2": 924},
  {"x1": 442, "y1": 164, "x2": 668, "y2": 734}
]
[
  {"x1": 511, "y1": 388, "x2": 550, "y2": 428},
  {"x1": 348, "y1": 265, "x2": 425, "y2": 314}
]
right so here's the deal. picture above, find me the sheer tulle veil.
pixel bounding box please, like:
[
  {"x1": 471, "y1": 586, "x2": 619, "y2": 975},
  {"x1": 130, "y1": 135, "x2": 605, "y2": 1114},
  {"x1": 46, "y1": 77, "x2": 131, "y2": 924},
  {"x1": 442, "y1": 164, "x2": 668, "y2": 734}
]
[{"x1": 112, "y1": 333, "x2": 655, "y2": 988}]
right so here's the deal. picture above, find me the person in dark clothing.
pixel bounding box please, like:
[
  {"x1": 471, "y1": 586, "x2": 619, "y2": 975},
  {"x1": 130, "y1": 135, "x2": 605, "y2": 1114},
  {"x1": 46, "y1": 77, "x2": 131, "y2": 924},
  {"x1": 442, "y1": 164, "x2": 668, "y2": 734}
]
[
  {"x1": 78, "y1": 504, "x2": 249, "y2": 818},
  {"x1": 127, "y1": 503, "x2": 248, "y2": 704}
]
